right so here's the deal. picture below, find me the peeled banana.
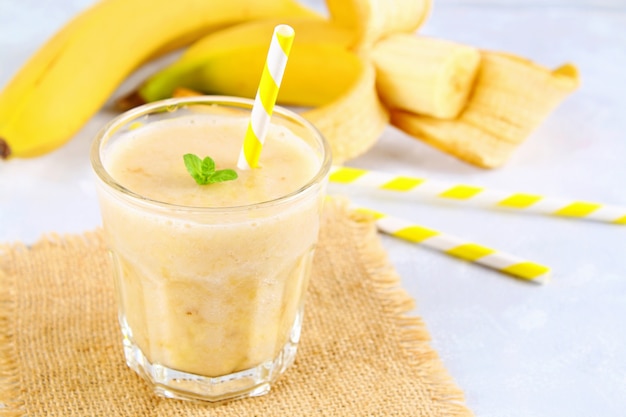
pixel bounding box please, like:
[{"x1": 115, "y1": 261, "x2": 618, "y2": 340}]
[
  {"x1": 391, "y1": 51, "x2": 580, "y2": 168},
  {"x1": 0, "y1": 0, "x2": 317, "y2": 159},
  {"x1": 172, "y1": 61, "x2": 388, "y2": 164},
  {"x1": 371, "y1": 34, "x2": 481, "y2": 119},
  {"x1": 326, "y1": 0, "x2": 432, "y2": 51}
]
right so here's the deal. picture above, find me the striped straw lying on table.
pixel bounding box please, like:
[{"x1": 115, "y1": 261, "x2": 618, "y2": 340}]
[
  {"x1": 353, "y1": 205, "x2": 551, "y2": 284},
  {"x1": 331, "y1": 166, "x2": 626, "y2": 225}
]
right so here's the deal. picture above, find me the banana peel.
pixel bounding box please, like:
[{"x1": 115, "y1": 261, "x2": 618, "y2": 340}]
[
  {"x1": 194, "y1": 43, "x2": 362, "y2": 108},
  {"x1": 118, "y1": 17, "x2": 357, "y2": 109},
  {"x1": 391, "y1": 51, "x2": 580, "y2": 168},
  {"x1": 181, "y1": 42, "x2": 391, "y2": 163},
  {"x1": 119, "y1": 19, "x2": 357, "y2": 109},
  {"x1": 171, "y1": 56, "x2": 389, "y2": 164},
  {"x1": 303, "y1": 60, "x2": 389, "y2": 163},
  {"x1": 118, "y1": 17, "x2": 389, "y2": 162}
]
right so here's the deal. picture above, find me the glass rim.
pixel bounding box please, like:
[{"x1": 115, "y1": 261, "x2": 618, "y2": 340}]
[{"x1": 90, "y1": 95, "x2": 332, "y2": 214}]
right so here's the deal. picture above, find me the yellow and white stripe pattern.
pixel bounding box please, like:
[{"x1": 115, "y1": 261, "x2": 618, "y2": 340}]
[
  {"x1": 238, "y1": 24, "x2": 294, "y2": 170},
  {"x1": 332, "y1": 166, "x2": 626, "y2": 224},
  {"x1": 353, "y1": 206, "x2": 551, "y2": 284}
]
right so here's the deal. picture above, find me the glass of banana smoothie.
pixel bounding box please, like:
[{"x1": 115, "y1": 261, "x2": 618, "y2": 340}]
[{"x1": 90, "y1": 96, "x2": 331, "y2": 402}]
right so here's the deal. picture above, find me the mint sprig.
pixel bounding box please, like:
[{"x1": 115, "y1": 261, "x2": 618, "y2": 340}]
[{"x1": 183, "y1": 154, "x2": 238, "y2": 185}]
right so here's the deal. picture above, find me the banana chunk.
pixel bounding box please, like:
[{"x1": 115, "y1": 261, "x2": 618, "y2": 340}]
[
  {"x1": 391, "y1": 51, "x2": 580, "y2": 168},
  {"x1": 326, "y1": 0, "x2": 431, "y2": 51},
  {"x1": 371, "y1": 34, "x2": 481, "y2": 119}
]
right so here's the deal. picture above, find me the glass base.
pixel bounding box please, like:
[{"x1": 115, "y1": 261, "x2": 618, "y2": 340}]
[{"x1": 119, "y1": 315, "x2": 301, "y2": 403}]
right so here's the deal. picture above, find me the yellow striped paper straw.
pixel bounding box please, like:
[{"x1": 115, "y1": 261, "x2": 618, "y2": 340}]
[
  {"x1": 332, "y1": 166, "x2": 626, "y2": 225},
  {"x1": 237, "y1": 24, "x2": 295, "y2": 170},
  {"x1": 353, "y1": 205, "x2": 551, "y2": 284}
]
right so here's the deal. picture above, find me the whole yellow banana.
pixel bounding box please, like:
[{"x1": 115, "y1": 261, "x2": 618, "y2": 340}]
[
  {"x1": 122, "y1": 17, "x2": 389, "y2": 162},
  {"x1": 0, "y1": 0, "x2": 316, "y2": 159},
  {"x1": 119, "y1": 17, "x2": 355, "y2": 109}
]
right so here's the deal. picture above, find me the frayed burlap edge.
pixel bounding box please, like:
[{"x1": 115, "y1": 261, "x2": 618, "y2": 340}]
[
  {"x1": 0, "y1": 243, "x2": 25, "y2": 416},
  {"x1": 347, "y1": 204, "x2": 472, "y2": 417}
]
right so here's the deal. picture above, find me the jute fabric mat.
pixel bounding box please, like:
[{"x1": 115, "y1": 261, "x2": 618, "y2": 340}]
[{"x1": 0, "y1": 200, "x2": 472, "y2": 416}]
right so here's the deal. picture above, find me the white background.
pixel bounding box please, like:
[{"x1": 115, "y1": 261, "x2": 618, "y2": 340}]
[{"x1": 1, "y1": 1, "x2": 625, "y2": 416}]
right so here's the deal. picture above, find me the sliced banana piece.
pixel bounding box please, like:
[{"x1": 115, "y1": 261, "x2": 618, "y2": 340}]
[{"x1": 371, "y1": 34, "x2": 481, "y2": 119}]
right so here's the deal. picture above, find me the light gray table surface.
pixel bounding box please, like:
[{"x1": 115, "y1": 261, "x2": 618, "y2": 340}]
[{"x1": 1, "y1": 1, "x2": 625, "y2": 416}]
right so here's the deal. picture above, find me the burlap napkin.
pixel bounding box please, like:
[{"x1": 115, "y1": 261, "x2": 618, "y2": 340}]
[{"x1": 0, "y1": 200, "x2": 472, "y2": 416}]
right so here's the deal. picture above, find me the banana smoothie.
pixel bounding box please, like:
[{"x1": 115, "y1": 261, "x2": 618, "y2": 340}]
[{"x1": 91, "y1": 97, "x2": 330, "y2": 401}]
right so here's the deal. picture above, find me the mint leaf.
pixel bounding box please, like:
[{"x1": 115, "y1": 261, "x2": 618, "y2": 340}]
[
  {"x1": 183, "y1": 153, "x2": 238, "y2": 185},
  {"x1": 183, "y1": 153, "x2": 207, "y2": 184},
  {"x1": 208, "y1": 169, "x2": 238, "y2": 184},
  {"x1": 183, "y1": 153, "x2": 203, "y2": 173},
  {"x1": 201, "y1": 156, "x2": 215, "y2": 173}
]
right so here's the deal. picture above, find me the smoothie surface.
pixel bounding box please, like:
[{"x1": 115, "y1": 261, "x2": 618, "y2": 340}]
[{"x1": 105, "y1": 114, "x2": 320, "y2": 207}]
